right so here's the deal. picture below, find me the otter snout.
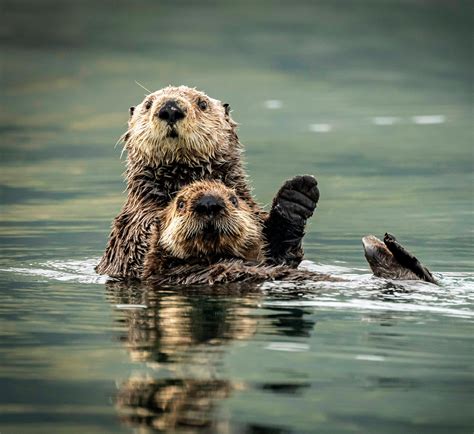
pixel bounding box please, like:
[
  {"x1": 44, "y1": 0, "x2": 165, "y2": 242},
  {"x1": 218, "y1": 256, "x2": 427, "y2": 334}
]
[
  {"x1": 157, "y1": 100, "x2": 185, "y2": 124},
  {"x1": 194, "y1": 195, "x2": 225, "y2": 217}
]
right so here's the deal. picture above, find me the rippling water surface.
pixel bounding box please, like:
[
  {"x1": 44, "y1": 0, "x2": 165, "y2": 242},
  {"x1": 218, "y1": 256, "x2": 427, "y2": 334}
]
[{"x1": 1, "y1": 1, "x2": 473, "y2": 433}]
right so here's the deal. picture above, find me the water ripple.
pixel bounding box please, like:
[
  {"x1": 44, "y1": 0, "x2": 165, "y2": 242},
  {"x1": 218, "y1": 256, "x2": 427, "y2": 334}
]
[{"x1": 3, "y1": 258, "x2": 473, "y2": 320}]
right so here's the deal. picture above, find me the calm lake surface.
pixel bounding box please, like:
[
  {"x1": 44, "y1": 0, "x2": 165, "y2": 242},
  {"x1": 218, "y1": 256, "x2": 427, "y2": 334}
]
[{"x1": 1, "y1": 1, "x2": 473, "y2": 433}]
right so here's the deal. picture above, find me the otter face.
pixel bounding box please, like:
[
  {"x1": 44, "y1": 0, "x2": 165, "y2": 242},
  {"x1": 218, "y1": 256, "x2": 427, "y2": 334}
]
[
  {"x1": 159, "y1": 181, "x2": 263, "y2": 262},
  {"x1": 125, "y1": 86, "x2": 236, "y2": 165}
]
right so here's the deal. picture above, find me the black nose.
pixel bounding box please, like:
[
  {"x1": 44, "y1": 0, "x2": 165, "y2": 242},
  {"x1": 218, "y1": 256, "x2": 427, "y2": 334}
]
[
  {"x1": 194, "y1": 195, "x2": 225, "y2": 216},
  {"x1": 157, "y1": 100, "x2": 185, "y2": 124}
]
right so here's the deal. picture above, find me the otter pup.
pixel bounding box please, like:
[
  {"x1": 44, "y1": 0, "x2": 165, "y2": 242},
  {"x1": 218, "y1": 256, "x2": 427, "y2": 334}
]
[
  {"x1": 363, "y1": 233, "x2": 437, "y2": 284},
  {"x1": 142, "y1": 180, "x2": 334, "y2": 285},
  {"x1": 96, "y1": 85, "x2": 319, "y2": 279}
]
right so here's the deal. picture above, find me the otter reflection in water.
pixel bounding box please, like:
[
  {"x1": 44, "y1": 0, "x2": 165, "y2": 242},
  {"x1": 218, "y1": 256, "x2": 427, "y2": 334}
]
[
  {"x1": 107, "y1": 282, "x2": 260, "y2": 432},
  {"x1": 107, "y1": 281, "x2": 319, "y2": 432}
]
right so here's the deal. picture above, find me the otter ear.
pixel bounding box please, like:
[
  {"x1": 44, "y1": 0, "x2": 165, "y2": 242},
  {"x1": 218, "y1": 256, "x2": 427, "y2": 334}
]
[
  {"x1": 129, "y1": 106, "x2": 135, "y2": 117},
  {"x1": 223, "y1": 103, "x2": 231, "y2": 116}
]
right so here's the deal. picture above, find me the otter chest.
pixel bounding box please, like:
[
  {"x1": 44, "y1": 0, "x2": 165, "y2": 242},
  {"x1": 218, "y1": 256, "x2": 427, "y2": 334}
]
[
  {"x1": 130, "y1": 162, "x2": 236, "y2": 209},
  {"x1": 148, "y1": 163, "x2": 231, "y2": 202}
]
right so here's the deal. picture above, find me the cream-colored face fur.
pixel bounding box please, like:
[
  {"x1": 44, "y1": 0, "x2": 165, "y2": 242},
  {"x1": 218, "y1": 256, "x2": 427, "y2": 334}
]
[
  {"x1": 124, "y1": 86, "x2": 236, "y2": 165},
  {"x1": 159, "y1": 181, "x2": 263, "y2": 262}
]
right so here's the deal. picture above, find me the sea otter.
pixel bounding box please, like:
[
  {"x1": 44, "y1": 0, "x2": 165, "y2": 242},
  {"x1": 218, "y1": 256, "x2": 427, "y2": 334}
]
[
  {"x1": 142, "y1": 180, "x2": 335, "y2": 285},
  {"x1": 96, "y1": 85, "x2": 319, "y2": 279}
]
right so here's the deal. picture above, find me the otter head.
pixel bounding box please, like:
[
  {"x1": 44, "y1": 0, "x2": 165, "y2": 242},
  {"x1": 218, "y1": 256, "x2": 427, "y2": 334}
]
[
  {"x1": 124, "y1": 86, "x2": 236, "y2": 165},
  {"x1": 158, "y1": 181, "x2": 263, "y2": 262}
]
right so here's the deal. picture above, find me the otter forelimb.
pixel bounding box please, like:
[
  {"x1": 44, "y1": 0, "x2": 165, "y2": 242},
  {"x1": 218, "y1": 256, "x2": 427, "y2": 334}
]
[{"x1": 263, "y1": 175, "x2": 319, "y2": 267}]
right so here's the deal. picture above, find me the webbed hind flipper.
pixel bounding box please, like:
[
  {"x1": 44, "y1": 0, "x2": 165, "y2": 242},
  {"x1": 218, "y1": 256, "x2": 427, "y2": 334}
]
[{"x1": 383, "y1": 233, "x2": 437, "y2": 284}]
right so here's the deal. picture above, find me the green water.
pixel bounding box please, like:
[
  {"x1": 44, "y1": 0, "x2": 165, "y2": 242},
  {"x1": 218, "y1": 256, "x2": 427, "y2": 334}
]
[{"x1": 1, "y1": 1, "x2": 473, "y2": 433}]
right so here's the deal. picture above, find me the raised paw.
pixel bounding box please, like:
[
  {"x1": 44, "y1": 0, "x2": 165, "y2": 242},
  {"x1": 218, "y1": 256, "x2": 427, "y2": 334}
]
[
  {"x1": 263, "y1": 175, "x2": 319, "y2": 267},
  {"x1": 272, "y1": 175, "x2": 319, "y2": 224}
]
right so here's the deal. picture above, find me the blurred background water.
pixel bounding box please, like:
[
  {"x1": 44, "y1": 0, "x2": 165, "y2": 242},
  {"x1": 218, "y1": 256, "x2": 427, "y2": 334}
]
[{"x1": 1, "y1": 1, "x2": 473, "y2": 433}]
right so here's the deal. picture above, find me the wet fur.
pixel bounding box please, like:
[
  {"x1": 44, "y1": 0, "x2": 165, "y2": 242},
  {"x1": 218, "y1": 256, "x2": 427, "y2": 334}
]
[
  {"x1": 363, "y1": 234, "x2": 437, "y2": 283},
  {"x1": 142, "y1": 181, "x2": 264, "y2": 279},
  {"x1": 96, "y1": 86, "x2": 264, "y2": 278},
  {"x1": 146, "y1": 260, "x2": 338, "y2": 286},
  {"x1": 143, "y1": 180, "x2": 336, "y2": 285}
]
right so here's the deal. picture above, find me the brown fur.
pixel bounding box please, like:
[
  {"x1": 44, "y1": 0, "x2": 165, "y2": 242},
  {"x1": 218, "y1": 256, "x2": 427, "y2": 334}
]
[
  {"x1": 146, "y1": 260, "x2": 338, "y2": 286},
  {"x1": 96, "y1": 86, "x2": 264, "y2": 279},
  {"x1": 362, "y1": 234, "x2": 437, "y2": 283},
  {"x1": 362, "y1": 236, "x2": 419, "y2": 280},
  {"x1": 143, "y1": 180, "x2": 339, "y2": 285},
  {"x1": 142, "y1": 180, "x2": 264, "y2": 279}
]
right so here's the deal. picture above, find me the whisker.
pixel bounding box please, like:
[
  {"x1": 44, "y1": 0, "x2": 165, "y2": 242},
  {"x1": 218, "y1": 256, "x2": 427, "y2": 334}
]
[{"x1": 135, "y1": 80, "x2": 152, "y2": 94}]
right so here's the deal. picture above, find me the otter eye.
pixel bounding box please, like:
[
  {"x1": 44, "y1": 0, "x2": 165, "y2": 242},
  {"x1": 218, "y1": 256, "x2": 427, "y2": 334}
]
[
  {"x1": 197, "y1": 99, "x2": 208, "y2": 111},
  {"x1": 144, "y1": 100, "x2": 153, "y2": 110},
  {"x1": 177, "y1": 200, "x2": 185, "y2": 210},
  {"x1": 229, "y1": 195, "x2": 238, "y2": 207}
]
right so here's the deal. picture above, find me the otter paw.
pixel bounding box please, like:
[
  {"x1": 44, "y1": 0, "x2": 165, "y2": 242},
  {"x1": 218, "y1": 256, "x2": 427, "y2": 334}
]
[{"x1": 272, "y1": 175, "x2": 319, "y2": 224}]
